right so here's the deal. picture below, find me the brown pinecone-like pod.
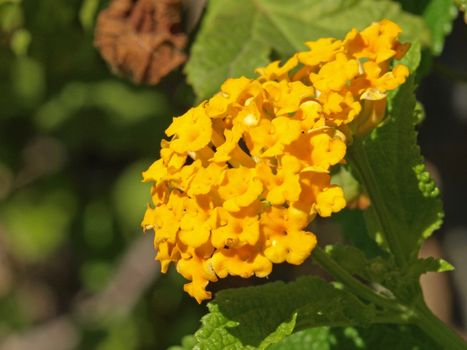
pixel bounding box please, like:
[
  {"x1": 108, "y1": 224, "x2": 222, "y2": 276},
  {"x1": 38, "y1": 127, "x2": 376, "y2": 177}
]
[{"x1": 94, "y1": 0, "x2": 187, "y2": 85}]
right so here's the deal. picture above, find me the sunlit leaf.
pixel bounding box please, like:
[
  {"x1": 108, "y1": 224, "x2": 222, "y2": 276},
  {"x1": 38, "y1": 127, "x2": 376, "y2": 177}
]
[{"x1": 186, "y1": 0, "x2": 430, "y2": 99}]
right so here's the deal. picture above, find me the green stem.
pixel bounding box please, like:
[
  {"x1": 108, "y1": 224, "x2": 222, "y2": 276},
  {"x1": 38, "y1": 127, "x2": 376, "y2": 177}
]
[
  {"x1": 313, "y1": 247, "x2": 467, "y2": 349},
  {"x1": 347, "y1": 140, "x2": 407, "y2": 267},
  {"x1": 414, "y1": 300, "x2": 467, "y2": 350},
  {"x1": 312, "y1": 247, "x2": 402, "y2": 312}
]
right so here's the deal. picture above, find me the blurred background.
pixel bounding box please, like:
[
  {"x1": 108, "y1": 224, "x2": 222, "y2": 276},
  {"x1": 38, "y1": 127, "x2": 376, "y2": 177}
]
[{"x1": 0, "y1": 1, "x2": 465, "y2": 349}]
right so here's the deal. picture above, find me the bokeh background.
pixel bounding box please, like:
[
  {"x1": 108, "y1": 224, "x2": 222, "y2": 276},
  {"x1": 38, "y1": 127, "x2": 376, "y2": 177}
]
[{"x1": 0, "y1": 1, "x2": 466, "y2": 349}]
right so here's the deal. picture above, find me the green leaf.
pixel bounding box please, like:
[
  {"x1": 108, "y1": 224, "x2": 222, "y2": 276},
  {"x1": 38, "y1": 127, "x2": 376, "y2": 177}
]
[
  {"x1": 331, "y1": 166, "x2": 361, "y2": 203},
  {"x1": 396, "y1": 0, "x2": 458, "y2": 54},
  {"x1": 325, "y1": 245, "x2": 369, "y2": 275},
  {"x1": 333, "y1": 209, "x2": 385, "y2": 259},
  {"x1": 271, "y1": 324, "x2": 440, "y2": 349},
  {"x1": 405, "y1": 257, "x2": 454, "y2": 275},
  {"x1": 258, "y1": 313, "x2": 297, "y2": 350},
  {"x1": 324, "y1": 245, "x2": 453, "y2": 302},
  {"x1": 186, "y1": 0, "x2": 430, "y2": 99},
  {"x1": 168, "y1": 335, "x2": 198, "y2": 350},
  {"x1": 398, "y1": 41, "x2": 422, "y2": 74},
  {"x1": 382, "y1": 257, "x2": 454, "y2": 302},
  {"x1": 455, "y1": 0, "x2": 467, "y2": 22},
  {"x1": 193, "y1": 277, "x2": 376, "y2": 349},
  {"x1": 271, "y1": 324, "x2": 439, "y2": 349},
  {"x1": 324, "y1": 245, "x2": 392, "y2": 284},
  {"x1": 350, "y1": 76, "x2": 444, "y2": 266},
  {"x1": 269, "y1": 327, "x2": 335, "y2": 350}
]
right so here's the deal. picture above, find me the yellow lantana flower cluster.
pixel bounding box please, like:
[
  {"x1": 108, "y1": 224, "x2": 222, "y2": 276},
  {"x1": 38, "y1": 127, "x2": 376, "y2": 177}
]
[{"x1": 142, "y1": 19, "x2": 410, "y2": 303}]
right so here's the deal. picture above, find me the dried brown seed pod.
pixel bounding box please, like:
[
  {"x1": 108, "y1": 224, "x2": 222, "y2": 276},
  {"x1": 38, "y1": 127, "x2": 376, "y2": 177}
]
[{"x1": 94, "y1": 0, "x2": 187, "y2": 85}]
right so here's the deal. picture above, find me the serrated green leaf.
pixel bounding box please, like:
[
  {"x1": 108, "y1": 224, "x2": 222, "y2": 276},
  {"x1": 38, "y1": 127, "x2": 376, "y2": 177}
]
[
  {"x1": 258, "y1": 313, "x2": 297, "y2": 350},
  {"x1": 396, "y1": 0, "x2": 458, "y2": 54},
  {"x1": 193, "y1": 277, "x2": 376, "y2": 349},
  {"x1": 269, "y1": 327, "x2": 335, "y2": 350},
  {"x1": 186, "y1": 0, "x2": 430, "y2": 99},
  {"x1": 350, "y1": 77, "x2": 444, "y2": 266},
  {"x1": 406, "y1": 257, "x2": 454, "y2": 275}
]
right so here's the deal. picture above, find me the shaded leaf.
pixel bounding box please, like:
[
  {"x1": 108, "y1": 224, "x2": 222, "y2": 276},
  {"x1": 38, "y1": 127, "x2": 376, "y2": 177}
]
[{"x1": 193, "y1": 277, "x2": 376, "y2": 349}]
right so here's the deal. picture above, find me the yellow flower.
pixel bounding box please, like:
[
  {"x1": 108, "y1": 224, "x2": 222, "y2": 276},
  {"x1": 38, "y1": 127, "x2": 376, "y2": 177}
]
[
  {"x1": 211, "y1": 208, "x2": 260, "y2": 249},
  {"x1": 256, "y1": 162, "x2": 301, "y2": 205},
  {"x1": 210, "y1": 125, "x2": 244, "y2": 163},
  {"x1": 256, "y1": 55, "x2": 298, "y2": 81},
  {"x1": 319, "y1": 89, "x2": 362, "y2": 125},
  {"x1": 316, "y1": 186, "x2": 347, "y2": 217},
  {"x1": 187, "y1": 162, "x2": 225, "y2": 196},
  {"x1": 204, "y1": 77, "x2": 252, "y2": 118},
  {"x1": 211, "y1": 246, "x2": 272, "y2": 279},
  {"x1": 297, "y1": 38, "x2": 343, "y2": 67},
  {"x1": 263, "y1": 80, "x2": 315, "y2": 115},
  {"x1": 345, "y1": 19, "x2": 407, "y2": 63},
  {"x1": 359, "y1": 61, "x2": 409, "y2": 100},
  {"x1": 218, "y1": 167, "x2": 263, "y2": 212},
  {"x1": 141, "y1": 19, "x2": 409, "y2": 303},
  {"x1": 292, "y1": 171, "x2": 335, "y2": 215},
  {"x1": 310, "y1": 53, "x2": 359, "y2": 92},
  {"x1": 166, "y1": 105, "x2": 212, "y2": 153},
  {"x1": 295, "y1": 100, "x2": 324, "y2": 130},
  {"x1": 261, "y1": 206, "x2": 316, "y2": 265},
  {"x1": 176, "y1": 253, "x2": 218, "y2": 303},
  {"x1": 284, "y1": 129, "x2": 347, "y2": 172},
  {"x1": 142, "y1": 159, "x2": 167, "y2": 184}
]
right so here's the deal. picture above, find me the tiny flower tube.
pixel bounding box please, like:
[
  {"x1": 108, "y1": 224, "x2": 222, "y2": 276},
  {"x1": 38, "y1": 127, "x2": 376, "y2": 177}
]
[{"x1": 141, "y1": 19, "x2": 409, "y2": 303}]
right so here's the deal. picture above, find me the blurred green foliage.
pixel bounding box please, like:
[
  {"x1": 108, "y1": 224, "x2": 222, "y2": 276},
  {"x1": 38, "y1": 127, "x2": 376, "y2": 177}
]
[{"x1": 0, "y1": 0, "x2": 203, "y2": 349}]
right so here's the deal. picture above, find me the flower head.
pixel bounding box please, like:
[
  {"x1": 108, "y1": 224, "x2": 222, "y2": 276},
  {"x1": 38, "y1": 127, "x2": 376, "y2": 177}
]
[{"x1": 142, "y1": 20, "x2": 409, "y2": 302}]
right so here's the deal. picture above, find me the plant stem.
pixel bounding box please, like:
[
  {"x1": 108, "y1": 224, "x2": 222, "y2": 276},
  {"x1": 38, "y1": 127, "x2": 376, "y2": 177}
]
[
  {"x1": 414, "y1": 300, "x2": 467, "y2": 350},
  {"x1": 347, "y1": 140, "x2": 407, "y2": 267},
  {"x1": 313, "y1": 247, "x2": 467, "y2": 349},
  {"x1": 312, "y1": 247, "x2": 402, "y2": 312}
]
